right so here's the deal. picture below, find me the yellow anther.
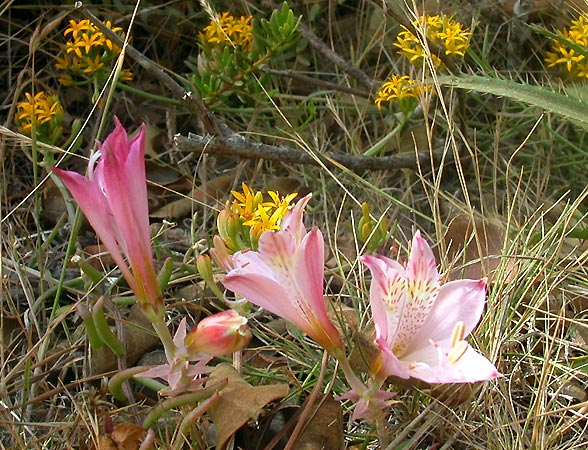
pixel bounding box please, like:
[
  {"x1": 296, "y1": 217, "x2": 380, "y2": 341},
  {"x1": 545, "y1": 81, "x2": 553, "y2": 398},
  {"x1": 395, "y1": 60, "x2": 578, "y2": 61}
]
[
  {"x1": 449, "y1": 321, "x2": 465, "y2": 349},
  {"x1": 447, "y1": 340, "x2": 468, "y2": 364}
]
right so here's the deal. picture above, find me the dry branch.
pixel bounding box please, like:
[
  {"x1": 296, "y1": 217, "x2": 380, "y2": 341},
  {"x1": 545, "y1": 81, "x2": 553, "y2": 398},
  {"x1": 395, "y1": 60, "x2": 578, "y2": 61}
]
[
  {"x1": 80, "y1": 4, "x2": 437, "y2": 173},
  {"x1": 174, "y1": 133, "x2": 438, "y2": 172}
]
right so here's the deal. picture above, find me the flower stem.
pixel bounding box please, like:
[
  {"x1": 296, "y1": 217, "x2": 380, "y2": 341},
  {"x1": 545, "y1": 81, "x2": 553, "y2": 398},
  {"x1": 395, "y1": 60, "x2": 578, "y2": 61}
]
[
  {"x1": 149, "y1": 315, "x2": 176, "y2": 363},
  {"x1": 336, "y1": 354, "x2": 367, "y2": 397}
]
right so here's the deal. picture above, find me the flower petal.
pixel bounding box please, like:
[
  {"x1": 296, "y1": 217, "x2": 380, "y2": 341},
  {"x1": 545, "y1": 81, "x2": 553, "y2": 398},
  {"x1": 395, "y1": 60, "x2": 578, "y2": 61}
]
[
  {"x1": 392, "y1": 231, "x2": 441, "y2": 352},
  {"x1": 360, "y1": 254, "x2": 406, "y2": 344},
  {"x1": 52, "y1": 167, "x2": 133, "y2": 287},
  {"x1": 101, "y1": 122, "x2": 159, "y2": 301},
  {"x1": 404, "y1": 279, "x2": 486, "y2": 354},
  {"x1": 374, "y1": 337, "x2": 411, "y2": 379},
  {"x1": 223, "y1": 195, "x2": 343, "y2": 352},
  {"x1": 222, "y1": 265, "x2": 307, "y2": 330},
  {"x1": 295, "y1": 228, "x2": 326, "y2": 319},
  {"x1": 405, "y1": 230, "x2": 440, "y2": 293},
  {"x1": 278, "y1": 193, "x2": 311, "y2": 244},
  {"x1": 405, "y1": 344, "x2": 500, "y2": 383}
]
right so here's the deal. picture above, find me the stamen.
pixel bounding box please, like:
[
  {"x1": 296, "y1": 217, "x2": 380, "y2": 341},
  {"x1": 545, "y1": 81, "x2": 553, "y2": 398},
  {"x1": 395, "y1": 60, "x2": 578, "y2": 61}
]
[
  {"x1": 450, "y1": 321, "x2": 465, "y2": 349},
  {"x1": 447, "y1": 340, "x2": 468, "y2": 364}
]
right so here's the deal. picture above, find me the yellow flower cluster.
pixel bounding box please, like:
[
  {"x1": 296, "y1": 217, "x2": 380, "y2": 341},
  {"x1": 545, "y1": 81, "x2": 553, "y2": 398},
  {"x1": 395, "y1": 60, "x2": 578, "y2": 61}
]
[
  {"x1": 231, "y1": 183, "x2": 297, "y2": 238},
  {"x1": 55, "y1": 19, "x2": 133, "y2": 85},
  {"x1": 16, "y1": 91, "x2": 63, "y2": 139},
  {"x1": 216, "y1": 183, "x2": 298, "y2": 252},
  {"x1": 199, "y1": 12, "x2": 254, "y2": 51},
  {"x1": 374, "y1": 75, "x2": 426, "y2": 109},
  {"x1": 395, "y1": 14, "x2": 471, "y2": 67},
  {"x1": 546, "y1": 15, "x2": 588, "y2": 79}
]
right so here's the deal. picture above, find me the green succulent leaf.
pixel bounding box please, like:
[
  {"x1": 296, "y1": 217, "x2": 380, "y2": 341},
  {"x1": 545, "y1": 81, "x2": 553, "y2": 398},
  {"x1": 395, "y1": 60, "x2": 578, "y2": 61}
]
[{"x1": 440, "y1": 74, "x2": 588, "y2": 126}]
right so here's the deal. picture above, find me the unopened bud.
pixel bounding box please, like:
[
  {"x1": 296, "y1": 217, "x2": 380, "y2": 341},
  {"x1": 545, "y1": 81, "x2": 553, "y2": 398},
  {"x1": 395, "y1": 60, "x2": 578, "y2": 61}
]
[
  {"x1": 196, "y1": 254, "x2": 214, "y2": 283},
  {"x1": 185, "y1": 310, "x2": 251, "y2": 356},
  {"x1": 357, "y1": 202, "x2": 389, "y2": 252},
  {"x1": 210, "y1": 235, "x2": 235, "y2": 269},
  {"x1": 216, "y1": 208, "x2": 231, "y2": 239}
]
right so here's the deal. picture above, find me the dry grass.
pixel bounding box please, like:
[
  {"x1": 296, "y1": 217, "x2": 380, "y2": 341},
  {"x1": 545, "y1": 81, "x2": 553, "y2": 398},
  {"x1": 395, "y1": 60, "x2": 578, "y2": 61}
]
[{"x1": 2, "y1": 0, "x2": 588, "y2": 449}]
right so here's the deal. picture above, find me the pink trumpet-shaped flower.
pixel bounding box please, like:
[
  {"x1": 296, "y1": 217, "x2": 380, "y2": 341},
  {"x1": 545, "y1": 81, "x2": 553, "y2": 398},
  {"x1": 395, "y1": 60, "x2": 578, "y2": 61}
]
[
  {"x1": 361, "y1": 231, "x2": 500, "y2": 384},
  {"x1": 52, "y1": 118, "x2": 163, "y2": 315},
  {"x1": 221, "y1": 194, "x2": 344, "y2": 354}
]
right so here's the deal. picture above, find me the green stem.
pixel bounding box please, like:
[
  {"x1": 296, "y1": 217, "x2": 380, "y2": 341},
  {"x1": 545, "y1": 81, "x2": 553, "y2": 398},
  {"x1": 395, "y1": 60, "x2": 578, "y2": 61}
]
[
  {"x1": 109, "y1": 366, "x2": 154, "y2": 401},
  {"x1": 142, "y1": 379, "x2": 227, "y2": 429},
  {"x1": 336, "y1": 355, "x2": 368, "y2": 397},
  {"x1": 116, "y1": 82, "x2": 184, "y2": 106},
  {"x1": 171, "y1": 394, "x2": 220, "y2": 450},
  {"x1": 93, "y1": 296, "x2": 125, "y2": 356},
  {"x1": 50, "y1": 208, "x2": 83, "y2": 322},
  {"x1": 149, "y1": 315, "x2": 176, "y2": 363},
  {"x1": 363, "y1": 114, "x2": 408, "y2": 157}
]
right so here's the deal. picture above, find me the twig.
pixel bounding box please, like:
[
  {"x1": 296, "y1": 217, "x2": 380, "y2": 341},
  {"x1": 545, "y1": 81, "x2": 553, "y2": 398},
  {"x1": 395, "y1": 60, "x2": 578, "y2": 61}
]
[
  {"x1": 283, "y1": 351, "x2": 330, "y2": 450},
  {"x1": 77, "y1": 3, "x2": 232, "y2": 137},
  {"x1": 174, "y1": 132, "x2": 439, "y2": 172},
  {"x1": 299, "y1": 23, "x2": 376, "y2": 92},
  {"x1": 260, "y1": 66, "x2": 370, "y2": 98}
]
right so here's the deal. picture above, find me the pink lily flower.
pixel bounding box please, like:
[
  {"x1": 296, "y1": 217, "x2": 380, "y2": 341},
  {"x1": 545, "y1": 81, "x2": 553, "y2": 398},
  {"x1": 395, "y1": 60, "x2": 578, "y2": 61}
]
[
  {"x1": 52, "y1": 119, "x2": 163, "y2": 315},
  {"x1": 221, "y1": 194, "x2": 344, "y2": 355},
  {"x1": 361, "y1": 231, "x2": 500, "y2": 384}
]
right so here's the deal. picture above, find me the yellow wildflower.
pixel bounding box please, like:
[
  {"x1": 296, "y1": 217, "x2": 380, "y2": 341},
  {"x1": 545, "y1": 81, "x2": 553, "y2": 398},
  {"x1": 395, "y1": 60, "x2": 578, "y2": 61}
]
[
  {"x1": 394, "y1": 14, "x2": 471, "y2": 68},
  {"x1": 223, "y1": 183, "x2": 298, "y2": 250},
  {"x1": 231, "y1": 182, "x2": 265, "y2": 221},
  {"x1": 55, "y1": 19, "x2": 132, "y2": 84},
  {"x1": 199, "y1": 12, "x2": 254, "y2": 51},
  {"x1": 374, "y1": 75, "x2": 430, "y2": 111},
  {"x1": 242, "y1": 189, "x2": 297, "y2": 240},
  {"x1": 63, "y1": 19, "x2": 94, "y2": 40},
  {"x1": 16, "y1": 92, "x2": 63, "y2": 141},
  {"x1": 546, "y1": 14, "x2": 588, "y2": 80}
]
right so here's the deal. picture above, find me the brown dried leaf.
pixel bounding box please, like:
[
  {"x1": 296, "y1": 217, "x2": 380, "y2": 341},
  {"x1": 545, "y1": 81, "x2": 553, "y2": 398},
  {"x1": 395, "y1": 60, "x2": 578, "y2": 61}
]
[
  {"x1": 265, "y1": 176, "x2": 309, "y2": 197},
  {"x1": 293, "y1": 394, "x2": 344, "y2": 450},
  {"x1": 82, "y1": 245, "x2": 116, "y2": 271},
  {"x1": 208, "y1": 363, "x2": 289, "y2": 450},
  {"x1": 444, "y1": 214, "x2": 517, "y2": 283},
  {"x1": 150, "y1": 174, "x2": 233, "y2": 219},
  {"x1": 91, "y1": 422, "x2": 144, "y2": 450},
  {"x1": 41, "y1": 177, "x2": 68, "y2": 224}
]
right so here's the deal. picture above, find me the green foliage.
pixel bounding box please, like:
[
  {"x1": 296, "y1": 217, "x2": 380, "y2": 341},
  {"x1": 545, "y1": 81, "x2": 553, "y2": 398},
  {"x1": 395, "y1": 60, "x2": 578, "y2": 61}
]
[
  {"x1": 252, "y1": 2, "x2": 301, "y2": 58},
  {"x1": 188, "y1": 2, "x2": 301, "y2": 108},
  {"x1": 440, "y1": 74, "x2": 588, "y2": 127}
]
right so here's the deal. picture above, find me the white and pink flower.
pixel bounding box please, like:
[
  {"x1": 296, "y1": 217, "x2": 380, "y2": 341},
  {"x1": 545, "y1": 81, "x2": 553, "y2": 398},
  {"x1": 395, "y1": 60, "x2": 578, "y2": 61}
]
[{"x1": 361, "y1": 231, "x2": 500, "y2": 384}]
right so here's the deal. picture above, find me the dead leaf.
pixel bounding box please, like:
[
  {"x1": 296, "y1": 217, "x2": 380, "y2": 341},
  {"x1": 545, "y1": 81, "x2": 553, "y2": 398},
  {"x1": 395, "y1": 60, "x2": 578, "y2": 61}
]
[
  {"x1": 82, "y1": 245, "x2": 117, "y2": 271},
  {"x1": 502, "y1": 0, "x2": 588, "y2": 18},
  {"x1": 444, "y1": 214, "x2": 517, "y2": 284},
  {"x1": 41, "y1": 177, "x2": 68, "y2": 224},
  {"x1": 150, "y1": 174, "x2": 233, "y2": 219},
  {"x1": 429, "y1": 382, "x2": 479, "y2": 407},
  {"x1": 265, "y1": 176, "x2": 308, "y2": 197},
  {"x1": 208, "y1": 363, "x2": 290, "y2": 450},
  {"x1": 90, "y1": 421, "x2": 144, "y2": 450},
  {"x1": 293, "y1": 394, "x2": 344, "y2": 450}
]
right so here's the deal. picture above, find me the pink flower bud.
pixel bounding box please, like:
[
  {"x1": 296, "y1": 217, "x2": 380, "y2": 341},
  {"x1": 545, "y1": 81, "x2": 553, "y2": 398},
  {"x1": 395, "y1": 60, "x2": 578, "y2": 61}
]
[{"x1": 185, "y1": 310, "x2": 251, "y2": 356}]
